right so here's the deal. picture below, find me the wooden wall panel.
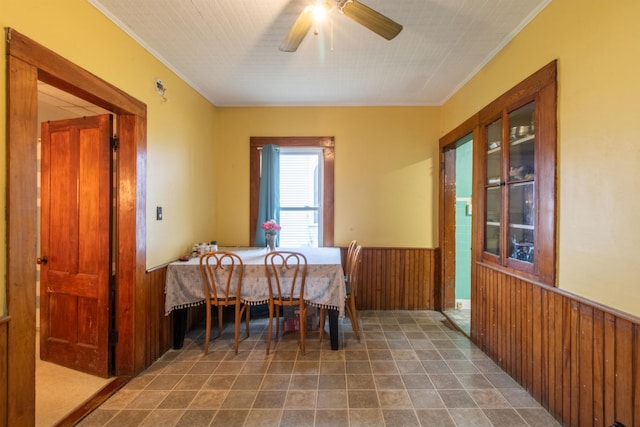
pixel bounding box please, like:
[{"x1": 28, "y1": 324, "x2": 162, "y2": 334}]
[
  {"x1": 634, "y1": 324, "x2": 640, "y2": 425},
  {"x1": 592, "y1": 309, "x2": 605, "y2": 426},
  {"x1": 0, "y1": 317, "x2": 8, "y2": 427},
  {"x1": 356, "y1": 247, "x2": 439, "y2": 311},
  {"x1": 473, "y1": 263, "x2": 640, "y2": 427},
  {"x1": 604, "y1": 312, "x2": 617, "y2": 424},
  {"x1": 551, "y1": 292, "x2": 564, "y2": 420},
  {"x1": 143, "y1": 265, "x2": 207, "y2": 366},
  {"x1": 144, "y1": 267, "x2": 173, "y2": 366},
  {"x1": 615, "y1": 318, "x2": 633, "y2": 423},
  {"x1": 579, "y1": 304, "x2": 594, "y2": 426}
]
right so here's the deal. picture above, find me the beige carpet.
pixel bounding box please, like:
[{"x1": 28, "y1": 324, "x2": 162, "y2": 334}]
[{"x1": 36, "y1": 334, "x2": 112, "y2": 427}]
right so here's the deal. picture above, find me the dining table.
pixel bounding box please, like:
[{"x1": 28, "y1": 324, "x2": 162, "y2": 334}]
[{"x1": 164, "y1": 246, "x2": 346, "y2": 350}]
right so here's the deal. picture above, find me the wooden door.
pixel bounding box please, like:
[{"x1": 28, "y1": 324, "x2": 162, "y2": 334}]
[{"x1": 40, "y1": 114, "x2": 113, "y2": 377}]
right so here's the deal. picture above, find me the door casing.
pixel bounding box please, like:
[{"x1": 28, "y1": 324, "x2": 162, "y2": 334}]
[{"x1": 438, "y1": 117, "x2": 479, "y2": 313}]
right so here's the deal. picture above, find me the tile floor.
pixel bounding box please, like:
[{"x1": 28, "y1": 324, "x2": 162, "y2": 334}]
[
  {"x1": 442, "y1": 309, "x2": 471, "y2": 336},
  {"x1": 78, "y1": 310, "x2": 560, "y2": 427}
]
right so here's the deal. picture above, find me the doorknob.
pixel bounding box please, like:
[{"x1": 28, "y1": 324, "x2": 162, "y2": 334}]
[{"x1": 37, "y1": 256, "x2": 48, "y2": 265}]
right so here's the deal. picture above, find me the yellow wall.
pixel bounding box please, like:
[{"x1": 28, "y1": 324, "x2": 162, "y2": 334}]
[
  {"x1": 2, "y1": 0, "x2": 638, "y2": 319},
  {"x1": 441, "y1": 0, "x2": 640, "y2": 316},
  {"x1": 0, "y1": 0, "x2": 218, "y2": 314},
  {"x1": 214, "y1": 107, "x2": 441, "y2": 248}
]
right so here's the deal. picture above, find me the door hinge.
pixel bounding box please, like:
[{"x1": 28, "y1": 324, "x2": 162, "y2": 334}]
[
  {"x1": 110, "y1": 330, "x2": 119, "y2": 345},
  {"x1": 111, "y1": 136, "x2": 119, "y2": 151}
]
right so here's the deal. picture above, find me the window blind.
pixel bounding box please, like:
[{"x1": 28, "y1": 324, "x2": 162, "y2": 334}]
[{"x1": 279, "y1": 149, "x2": 323, "y2": 247}]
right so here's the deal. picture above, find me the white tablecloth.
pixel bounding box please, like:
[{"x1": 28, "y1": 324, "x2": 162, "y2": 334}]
[{"x1": 165, "y1": 247, "x2": 346, "y2": 317}]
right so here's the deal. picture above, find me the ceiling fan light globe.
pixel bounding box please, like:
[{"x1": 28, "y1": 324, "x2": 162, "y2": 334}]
[{"x1": 313, "y1": 2, "x2": 331, "y2": 22}]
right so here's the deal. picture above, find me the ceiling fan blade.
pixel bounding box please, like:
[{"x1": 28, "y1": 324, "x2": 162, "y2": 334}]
[
  {"x1": 340, "y1": 0, "x2": 402, "y2": 40},
  {"x1": 280, "y1": 7, "x2": 315, "y2": 52}
]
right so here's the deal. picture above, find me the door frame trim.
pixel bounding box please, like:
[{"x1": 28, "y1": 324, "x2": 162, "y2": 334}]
[
  {"x1": 438, "y1": 115, "x2": 479, "y2": 312},
  {"x1": 6, "y1": 28, "x2": 147, "y2": 425}
]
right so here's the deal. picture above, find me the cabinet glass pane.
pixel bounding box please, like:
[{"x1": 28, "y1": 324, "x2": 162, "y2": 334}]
[
  {"x1": 508, "y1": 182, "x2": 534, "y2": 263},
  {"x1": 485, "y1": 186, "x2": 501, "y2": 255},
  {"x1": 508, "y1": 102, "x2": 535, "y2": 182},
  {"x1": 486, "y1": 118, "x2": 502, "y2": 185}
]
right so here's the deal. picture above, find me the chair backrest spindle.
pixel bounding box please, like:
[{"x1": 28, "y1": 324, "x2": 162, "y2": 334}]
[
  {"x1": 345, "y1": 239, "x2": 357, "y2": 272},
  {"x1": 200, "y1": 251, "x2": 243, "y2": 304},
  {"x1": 264, "y1": 251, "x2": 308, "y2": 304},
  {"x1": 346, "y1": 245, "x2": 362, "y2": 297}
]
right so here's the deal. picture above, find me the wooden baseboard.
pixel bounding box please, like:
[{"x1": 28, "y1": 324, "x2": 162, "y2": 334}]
[{"x1": 54, "y1": 376, "x2": 131, "y2": 427}]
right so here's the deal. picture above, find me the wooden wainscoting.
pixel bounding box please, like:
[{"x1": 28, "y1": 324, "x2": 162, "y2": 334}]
[
  {"x1": 0, "y1": 316, "x2": 8, "y2": 427},
  {"x1": 473, "y1": 263, "x2": 640, "y2": 427},
  {"x1": 144, "y1": 266, "x2": 174, "y2": 365},
  {"x1": 144, "y1": 265, "x2": 206, "y2": 363},
  {"x1": 353, "y1": 247, "x2": 440, "y2": 311}
]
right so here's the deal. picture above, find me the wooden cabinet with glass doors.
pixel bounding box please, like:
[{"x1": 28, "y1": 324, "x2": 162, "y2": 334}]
[{"x1": 477, "y1": 61, "x2": 557, "y2": 285}]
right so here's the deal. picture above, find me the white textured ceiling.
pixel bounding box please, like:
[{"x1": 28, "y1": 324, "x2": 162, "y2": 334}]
[{"x1": 87, "y1": 0, "x2": 550, "y2": 107}]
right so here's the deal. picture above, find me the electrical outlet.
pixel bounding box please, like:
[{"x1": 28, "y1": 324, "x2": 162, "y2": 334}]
[{"x1": 156, "y1": 206, "x2": 163, "y2": 220}]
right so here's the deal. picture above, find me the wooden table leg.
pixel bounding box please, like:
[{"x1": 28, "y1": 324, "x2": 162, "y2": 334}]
[
  {"x1": 172, "y1": 308, "x2": 187, "y2": 350},
  {"x1": 328, "y1": 308, "x2": 339, "y2": 350}
]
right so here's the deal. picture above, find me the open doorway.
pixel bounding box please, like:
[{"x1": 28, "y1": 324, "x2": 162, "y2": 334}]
[
  {"x1": 35, "y1": 83, "x2": 115, "y2": 425},
  {"x1": 440, "y1": 133, "x2": 473, "y2": 335},
  {"x1": 6, "y1": 29, "x2": 146, "y2": 426}
]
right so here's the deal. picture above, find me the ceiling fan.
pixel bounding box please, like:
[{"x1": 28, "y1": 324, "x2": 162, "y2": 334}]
[{"x1": 280, "y1": 0, "x2": 403, "y2": 52}]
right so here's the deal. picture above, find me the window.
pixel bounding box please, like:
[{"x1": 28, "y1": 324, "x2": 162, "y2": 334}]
[
  {"x1": 250, "y1": 137, "x2": 335, "y2": 247},
  {"x1": 279, "y1": 148, "x2": 323, "y2": 247}
]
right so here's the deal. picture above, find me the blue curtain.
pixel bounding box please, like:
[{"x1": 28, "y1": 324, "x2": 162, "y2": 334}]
[{"x1": 254, "y1": 144, "x2": 280, "y2": 247}]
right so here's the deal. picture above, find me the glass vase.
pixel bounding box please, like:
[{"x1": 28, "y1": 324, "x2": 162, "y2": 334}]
[{"x1": 266, "y1": 233, "x2": 276, "y2": 252}]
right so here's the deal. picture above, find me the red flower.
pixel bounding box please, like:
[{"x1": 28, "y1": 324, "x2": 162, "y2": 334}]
[{"x1": 261, "y1": 219, "x2": 281, "y2": 235}]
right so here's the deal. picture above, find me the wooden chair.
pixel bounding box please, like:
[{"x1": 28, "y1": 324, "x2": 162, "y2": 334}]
[
  {"x1": 342, "y1": 239, "x2": 358, "y2": 290},
  {"x1": 199, "y1": 251, "x2": 249, "y2": 354},
  {"x1": 320, "y1": 244, "x2": 363, "y2": 343},
  {"x1": 264, "y1": 251, "x2": 308, "y2": 355},
  {"x1": 345, "y1": 239, "x2": 357, "y2": 275}
]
